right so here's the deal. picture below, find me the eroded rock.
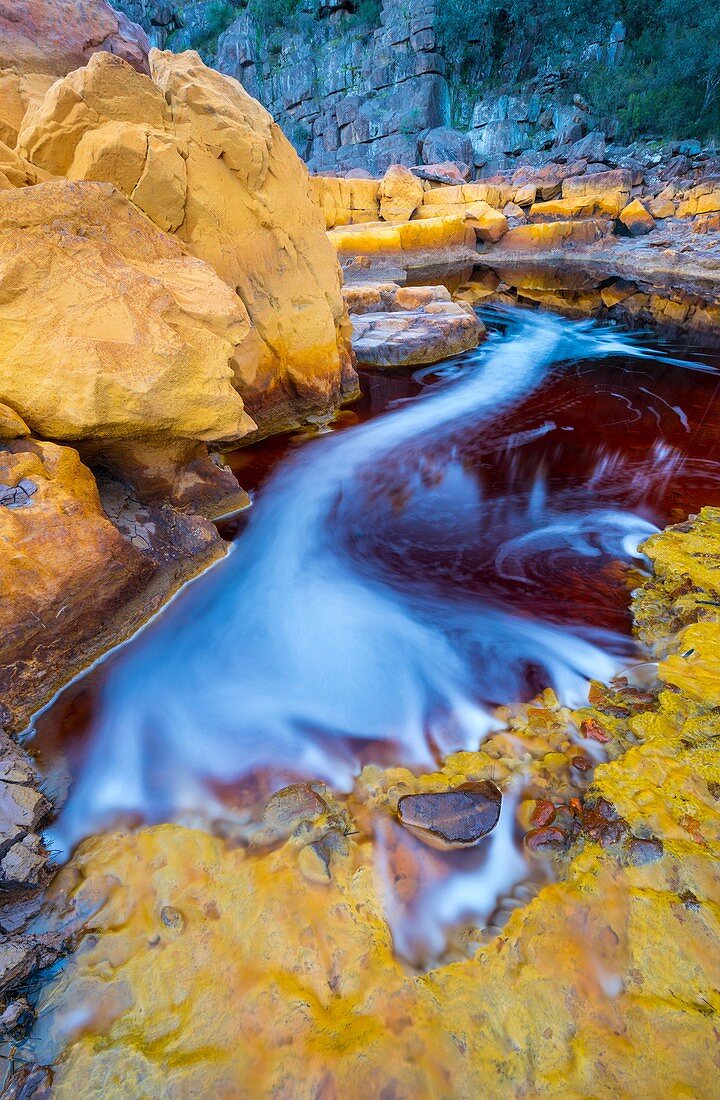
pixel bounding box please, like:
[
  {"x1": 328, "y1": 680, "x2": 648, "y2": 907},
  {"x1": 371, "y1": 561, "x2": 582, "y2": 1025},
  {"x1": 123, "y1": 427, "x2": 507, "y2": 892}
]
[
  {"x1": 0, "y1": 0, "x2": 149, "y2": 76},
  {"x1": 345, "y1": 282, "x2": 483, "y2": 367},
  {"x1": 0, "y1": 179, "x2": 253, "y2": 445},
  {"x1": 18, "y1": 50, "x2": 357, "y2": 438},
  {"x1": 397, "y1": 781, "x2": 502, "y2": 849},
  {"x1": 379, "y1": 164, "x2": 424, "y2": 223}
]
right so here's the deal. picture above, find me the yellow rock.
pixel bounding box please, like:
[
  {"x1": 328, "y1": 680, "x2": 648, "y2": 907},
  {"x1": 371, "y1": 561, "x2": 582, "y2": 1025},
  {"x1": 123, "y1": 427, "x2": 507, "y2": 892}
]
[
  {"x1": 0, "y1": 402, "x2": 30, "y2": 439},
  {"x1": 495, "y1": 219, "x2": 611, "y2": 251},
  {"x1": 0, "y1": 137, "x2": 50, "y2": 189},
  {"x1": 0, "y1": 68, "x2": 53, "y2": 148},
  {"x1": 0, "y1": 179, "x2": 253, "y2": 443},
  {"x1": 421, "y1": 183, "x2": 465, "y2": 205},
  {"x1": 19, "y1": 50, "x2": 356, "y2": 437},
  {"x1": 647, "y1": 196, "x2": 675, "y2": 219},
  {"x1": 310, "y1": 176, "x2": 380, "y2": 228},
  {"x1": 619, "y1": 199, "x2": 655, "y2": 236},
  {"x1": 0, "y1": 438, "x2": 151, "y2": 729},
  {"x1": 379, "y1": 163, "x2": 424, "y2": 222},
  {"x1": 329, "y1": 214, "x2": 475, "y2": 262}
]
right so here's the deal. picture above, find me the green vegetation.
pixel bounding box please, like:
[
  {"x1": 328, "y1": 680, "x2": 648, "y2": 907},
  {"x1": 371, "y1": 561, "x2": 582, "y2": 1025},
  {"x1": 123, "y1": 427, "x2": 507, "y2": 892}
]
[{"x1": 435, "y1": 0, "x2": 720, "y2": 141}]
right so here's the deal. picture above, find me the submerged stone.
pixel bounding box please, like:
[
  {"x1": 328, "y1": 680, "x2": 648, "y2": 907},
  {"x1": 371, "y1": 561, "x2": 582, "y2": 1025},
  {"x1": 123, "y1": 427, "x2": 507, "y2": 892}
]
[{"x1": 397, "y1": 780, "x2": 502, "y2": 849}]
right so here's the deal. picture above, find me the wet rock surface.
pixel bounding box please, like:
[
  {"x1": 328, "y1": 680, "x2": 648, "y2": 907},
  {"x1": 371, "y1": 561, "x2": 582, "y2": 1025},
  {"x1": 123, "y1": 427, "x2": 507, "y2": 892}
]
[
  {"x1": 7, "y1": 511, "x2": 720, "y2": 1096},
  {"x1": 397, "y1": 781, "x2": 502, "y2": 848}
]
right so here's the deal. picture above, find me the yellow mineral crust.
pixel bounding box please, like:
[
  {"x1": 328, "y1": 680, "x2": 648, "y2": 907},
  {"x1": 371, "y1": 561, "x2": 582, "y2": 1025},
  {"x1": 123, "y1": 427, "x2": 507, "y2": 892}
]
[{"x1": 24, "y1": 510, "x2": 720, "y2": 1097}]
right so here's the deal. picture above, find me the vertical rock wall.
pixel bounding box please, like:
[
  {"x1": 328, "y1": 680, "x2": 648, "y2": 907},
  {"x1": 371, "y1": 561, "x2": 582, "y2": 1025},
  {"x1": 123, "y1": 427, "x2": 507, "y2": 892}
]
[{"x1": 217, "y1": 0, "x2": 449, "y2": 175}]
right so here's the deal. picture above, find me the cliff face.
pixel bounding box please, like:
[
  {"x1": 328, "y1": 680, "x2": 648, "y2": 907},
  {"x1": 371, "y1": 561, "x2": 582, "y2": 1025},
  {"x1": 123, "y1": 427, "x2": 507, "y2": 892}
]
[
  {"x1": 110, "y1": 0, "x2": 628, "y2": 177},
  {"x1": 218, "y1": 0, "x2": 449, "y2": 174}
]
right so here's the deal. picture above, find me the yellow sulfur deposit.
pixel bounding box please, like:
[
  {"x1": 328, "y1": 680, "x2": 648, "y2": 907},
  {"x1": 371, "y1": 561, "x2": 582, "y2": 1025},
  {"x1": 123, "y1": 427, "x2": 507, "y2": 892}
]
[{"x1": 21, "y1": 510, "x2": 720, "y2": 1097}]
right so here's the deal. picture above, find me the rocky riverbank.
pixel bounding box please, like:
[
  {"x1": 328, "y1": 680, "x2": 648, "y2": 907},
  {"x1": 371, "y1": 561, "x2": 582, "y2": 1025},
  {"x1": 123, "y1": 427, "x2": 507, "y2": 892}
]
[
  {"x1": 0, "y1": 1, "x2": 360, "y2": 995},
  {"x1": 0, "y1": 1, "x2": 719, "y2": 1091},
  {"x1": 4, "y1": 508, "x2": 720, "y2": 1096}
]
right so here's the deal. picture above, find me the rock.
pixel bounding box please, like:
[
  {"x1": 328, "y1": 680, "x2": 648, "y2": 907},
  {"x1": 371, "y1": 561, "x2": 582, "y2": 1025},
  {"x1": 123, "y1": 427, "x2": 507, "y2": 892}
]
[
  {"x1": 1, "y1": 1065, "x2": 53, "y2": 1100},
  {"x1": 420, "y1": 127, "x2": 473, "y2": 169},
  {"x1": 311, "y1": 175, "x2": 380, "y2": 229},
  {"x1": 0, "y1": 139, "x2": 51, "y2": 189},
  {"x1": 566, "y1": 130, "x2": 606, "y2": 164},
  {"x1": 619, "y1": 199, "x2": 656, "y2": 236},
  {"x1": 0, "y1": 404, "x2": 30, "y2": 440},
  {"x1": 411, "y1": 162, "x2": 469, "y2": 184},
  {"x1": 562, "y1": 168, "x2": 632, "y2": 204},
  {"x1": 0, "y1": 439, "x2": 152, "y2": 730},
  {"x1": 346, "y1": 282, "x2": 483, "y2": 368},
  {"x1": 503, "y1": 201, "x2": 525, "y2": 219},
  {"x1": 0, "y1": 179, "x2": 253, "y2": 444},
  {"x1": 513, "y1": 183, "x2": 536, "y2": 207},
  {"x1": 415, "y1": 195, "x2": 508, "y2": 242},
  {"x1": 397, "y1": 781, "x2": 502, "y2": 848},
  {"x1": 647, "y1": 197, "x2": 675, "y2": 219},
  {"x1": 0, "y1": 69, "x2": 54, "y2": 148},
  {"x1": 328, "y1": 214, "x2": 477, "y2": 269},
  {"x1": 19, "y1": 50, "x2": 357, "y2": 438},
  {"x1": 0, "y1": 0, "x2": 150, "y2": 76},
  {"x1": 77, "y1": 439, "x2": 249, "y2": 518},
  {"x1": 625, "y1": 836, "x2": 664, "y2": 866},
  {"x1": 493, "y1": 219, "x2": 611, "y2": 252},
  {"x1": 379, "y1": 164, "x2": 425, "y2": 223}
]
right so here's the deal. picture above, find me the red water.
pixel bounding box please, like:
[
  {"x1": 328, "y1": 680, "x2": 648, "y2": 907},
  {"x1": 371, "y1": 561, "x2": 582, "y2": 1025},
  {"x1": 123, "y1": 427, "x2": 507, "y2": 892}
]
[{"x1": 26, "y1": 312, "x2": 720, "y2": 826}]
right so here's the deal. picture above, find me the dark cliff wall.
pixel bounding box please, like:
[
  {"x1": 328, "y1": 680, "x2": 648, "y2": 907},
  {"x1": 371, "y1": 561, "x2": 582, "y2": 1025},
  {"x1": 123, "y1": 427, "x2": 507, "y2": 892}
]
[{"x1": 113, "y1": 0, "x2": 719, "y2": 176}]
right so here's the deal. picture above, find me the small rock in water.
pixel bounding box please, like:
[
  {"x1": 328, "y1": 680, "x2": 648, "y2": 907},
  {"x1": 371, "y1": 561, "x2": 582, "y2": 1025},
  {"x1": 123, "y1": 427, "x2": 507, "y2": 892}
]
[
  {"x1": 397, "y1": 781, "x2": 502, "y2": 849},
  {"x1": 160, "y1": 905, "x2": 184, "y2": 932}
]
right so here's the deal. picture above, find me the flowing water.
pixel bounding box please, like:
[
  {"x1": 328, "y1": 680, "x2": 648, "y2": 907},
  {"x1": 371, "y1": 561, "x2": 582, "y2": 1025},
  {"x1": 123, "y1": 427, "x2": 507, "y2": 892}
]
[{"x1": 26, "y1": 304, "x2": 720, "y2": 964}]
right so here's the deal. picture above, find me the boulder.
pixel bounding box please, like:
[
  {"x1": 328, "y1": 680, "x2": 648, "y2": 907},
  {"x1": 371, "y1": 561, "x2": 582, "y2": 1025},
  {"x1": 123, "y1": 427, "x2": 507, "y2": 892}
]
[
  {"x1": 411, "y1": 162, "x2": 469, "y2": 184},
  {"x1": 420, "y1": 127, "x2": 473, "y2": 169},
  {"x1": 344, "y1": 281, "x2": 483, "y2": 367},
  {"x1": 379, "y1": 164, "x2": 425, "y2": 223},
  {"x1": 0, "y1": 180, "x2": 253, "y2": 444},
  {"x1": 618, "y1": 199, "x2": 656, "y2": 236},
  {"x1": 0, "y1": 0, "x2": 150, "y2": 76},
  {"x1": 647, "y1": 196, "x2": 675, "y2": 219},
  {"x1": 0, "y1": 438, "x2": 151, "y2": 730},
  {"x1": 0, "y1": 69, "x2": 53, "y2": 148},
  {"x1": 565, "y1": 130, "x2": 606, "y2": 164},
  {"x1": 562, "y1": 168, "x2": 632, "y2": 203},
  {"x1": 18, "y1": 50, "x2": 357, "y2": 438}
]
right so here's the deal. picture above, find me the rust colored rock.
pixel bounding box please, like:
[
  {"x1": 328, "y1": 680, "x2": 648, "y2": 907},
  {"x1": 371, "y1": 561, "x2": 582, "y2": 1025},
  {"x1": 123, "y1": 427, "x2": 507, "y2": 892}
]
[
  {"x1": 0, "y1": 0, "x2": 149, "y2": 77},
  {"x1": 619, "y1": 199, "x2": 656, "y2": 237},
  {"x1": 397, "y1": 780, "x2": 502, "y2": 849},
  {"x1": 524, "y1": 826, "x2": 569, "y2": 854},
  {"x1": 530, "y1": 799, "x2": 556, "y2": 827}
]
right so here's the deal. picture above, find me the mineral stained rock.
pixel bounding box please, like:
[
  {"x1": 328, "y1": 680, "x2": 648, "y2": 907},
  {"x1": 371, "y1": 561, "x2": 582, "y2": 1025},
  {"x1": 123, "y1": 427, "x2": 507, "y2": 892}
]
[
  {"x1": 0, "y1": 438, "x2": 151, "y2": 729},
  {"x1": 15, "y1": 510, "x2": 720, "y2": 1098},
  {"x1": 397, "y1": 780, "x2": 502, "y2": 848},
  {"x1": 0, "y1": 179, "x2": 253, "y2": 445},
  {"x1": 378, "y1": 164, "x2": 425, "y2": 223},
  {"x1": 18, "y1": 49, "x2": 357, "y2": 438},
  {"x1": 0, "y1": 70, "x2": 54, "y2": 148},
  {"x1": 0, "y1": 0, "x2": 150, "y2": 76},
  {"x1": 345, "y1": 282, "x2": 483, "y2": 368}
]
